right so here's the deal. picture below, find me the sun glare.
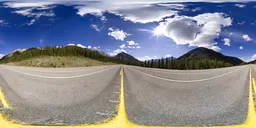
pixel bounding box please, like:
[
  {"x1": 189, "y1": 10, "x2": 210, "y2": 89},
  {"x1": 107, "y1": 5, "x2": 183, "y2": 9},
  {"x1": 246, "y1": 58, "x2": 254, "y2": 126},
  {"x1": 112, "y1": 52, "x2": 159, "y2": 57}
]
[{"x1": 153, "y1": 27, "x2": 164, "y2": 36}]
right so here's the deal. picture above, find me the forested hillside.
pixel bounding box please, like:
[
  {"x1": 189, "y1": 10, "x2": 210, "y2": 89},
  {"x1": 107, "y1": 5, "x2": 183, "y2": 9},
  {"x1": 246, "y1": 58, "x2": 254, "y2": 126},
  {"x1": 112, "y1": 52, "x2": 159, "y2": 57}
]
[
  {"x1": 142, "y1": 58, "x2": 234, "y2": 70},
  {"x1": 0, "y1": 46, "x2": 143, "y2": 66}
]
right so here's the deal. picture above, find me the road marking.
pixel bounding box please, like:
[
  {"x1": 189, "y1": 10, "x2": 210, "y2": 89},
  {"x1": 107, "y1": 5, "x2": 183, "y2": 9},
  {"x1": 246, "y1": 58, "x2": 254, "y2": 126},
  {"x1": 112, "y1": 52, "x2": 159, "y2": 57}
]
[
  {"x1": 0, "y1": 88, "x2": 11, "y2": 109},
  {"x1": 2, "y1": 66, "x2": 110, "y2": 73},
  {"x1": 244, "y1": 66, "x2": 256, "y2": 127},
  {"x1": 129, "y1": 66, "x2": 243, "y2": 83},
  {"x1": 132, "y1": 67, "x2": 238, "y2": 75},
  {"x1": 1, "y1": 66, "x2": 114, "y2": 79},
  {"x1": 0, "y1": 65, "x2": 254, "y2": 128}
]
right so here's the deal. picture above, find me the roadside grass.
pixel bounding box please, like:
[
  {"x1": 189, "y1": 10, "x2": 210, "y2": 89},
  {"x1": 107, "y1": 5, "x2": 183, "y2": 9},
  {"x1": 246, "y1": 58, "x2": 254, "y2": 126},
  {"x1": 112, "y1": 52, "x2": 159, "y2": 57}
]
[{"x1": 5, "y1": 56, "x2": 115, "y2": 68}]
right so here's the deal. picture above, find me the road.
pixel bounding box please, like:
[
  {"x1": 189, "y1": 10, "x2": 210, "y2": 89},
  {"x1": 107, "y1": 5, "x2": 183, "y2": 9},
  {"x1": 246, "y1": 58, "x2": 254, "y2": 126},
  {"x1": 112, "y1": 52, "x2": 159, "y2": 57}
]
[
  {"x1": 0, "y1": 65, "x2": 121, "y2": 125},
  {"x1": 123, "y1": 65, "x2": 249, "y2": 126},
  {"x1": 0, "y1": 64, "x2": 252, "y2": 126}
]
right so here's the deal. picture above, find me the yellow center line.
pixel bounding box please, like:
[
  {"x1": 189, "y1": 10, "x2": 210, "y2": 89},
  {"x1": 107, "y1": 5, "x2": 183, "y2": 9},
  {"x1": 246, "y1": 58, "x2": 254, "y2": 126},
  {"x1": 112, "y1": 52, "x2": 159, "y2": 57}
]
[
  {"x1": 243, "y1": 66, "x2": 256, "y2": 127},
  {"x1": 0, "y1": 65, "x2": 255, "y2": 128},
  {"x1": 0, "y1": 88, "x2": 11, "y2": 109}
]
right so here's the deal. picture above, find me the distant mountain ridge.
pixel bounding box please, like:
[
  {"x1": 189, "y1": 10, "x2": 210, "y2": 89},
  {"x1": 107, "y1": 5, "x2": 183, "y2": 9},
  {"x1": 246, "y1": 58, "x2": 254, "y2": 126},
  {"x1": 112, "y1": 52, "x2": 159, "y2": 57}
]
[
  {"x1": 178, "y1": 47, "x2": 244, "y2": 65},
  {"x1": 0, "y1": 46, "x2": 142, "y2": 66},
  {"x1": 114, "y1": 52, "x2": 139, "y2": 62},
  {"x1": 0, "y1": 46, "x2": 246, "y2": 69}
]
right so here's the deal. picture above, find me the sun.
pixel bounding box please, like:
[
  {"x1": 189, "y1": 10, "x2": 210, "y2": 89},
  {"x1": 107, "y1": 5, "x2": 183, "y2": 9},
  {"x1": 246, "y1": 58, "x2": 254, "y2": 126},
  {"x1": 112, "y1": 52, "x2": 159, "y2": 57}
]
[{"x1": 153, "y1": 27, "x2": 164, "y2": 36}]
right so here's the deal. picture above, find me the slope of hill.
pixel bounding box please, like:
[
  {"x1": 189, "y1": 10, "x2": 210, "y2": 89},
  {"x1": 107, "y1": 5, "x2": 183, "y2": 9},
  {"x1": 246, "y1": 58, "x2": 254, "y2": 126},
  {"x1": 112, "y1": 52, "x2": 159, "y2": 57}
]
[
  {"x1": 114, "y1": 52, "x2": 139, "y2": 61},
  {"x1": 6, "y1": 56, "x2": 114, "y2": 67},
  {"x1": 0, "y1": 46, "x2": 142, "y2": 67},
  {"x1": 178, "y1": 47, "x2": 244, "y2": 65},
  {"x1": 249, "y1": 60, "x2": 256, "y2": 64}
]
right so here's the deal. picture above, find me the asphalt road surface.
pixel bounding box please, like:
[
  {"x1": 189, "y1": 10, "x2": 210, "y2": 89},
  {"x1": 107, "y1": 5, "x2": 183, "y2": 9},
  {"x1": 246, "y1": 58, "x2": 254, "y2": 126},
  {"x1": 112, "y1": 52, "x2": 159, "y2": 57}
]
[
  {"x1": 0, "y1": 65, "x2": 121, "y2": 125},
  {"x1": 123, "y1": 65, "x2": 249, "y2": 126},
  {"x1": 0, "y1": 64, "x2": 251, "y2": 126}
]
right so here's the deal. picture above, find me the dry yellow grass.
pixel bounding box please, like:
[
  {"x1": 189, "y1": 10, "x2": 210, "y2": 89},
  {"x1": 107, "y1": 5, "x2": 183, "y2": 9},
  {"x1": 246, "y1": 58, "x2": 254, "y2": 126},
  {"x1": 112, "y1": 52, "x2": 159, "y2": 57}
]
[{"x1": 6, "y1": 56, "x2": 115, "y2": 68}]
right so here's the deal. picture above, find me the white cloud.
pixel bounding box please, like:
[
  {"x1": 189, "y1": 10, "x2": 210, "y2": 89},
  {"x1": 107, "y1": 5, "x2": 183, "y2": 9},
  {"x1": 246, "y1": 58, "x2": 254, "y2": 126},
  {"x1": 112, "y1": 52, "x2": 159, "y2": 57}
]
[
  {"x1": 108, "y1": 49, "x2": 127, "y2": 56},
  {"x1": 4, "y1": 2, "x2": 55, "y2": 19},
  {"x1": 251, "y1": 54, "x2": 256, "y2": 61},
  {"x1": 127, "y1": 40, "x2": 135, "y2": 45},
  {"x1": 4, "y1": 2, "x2": 54, "y2": 8},
  {"x1": 119, "y1": 44, "x2": 126, "y2": 48},
  {"x1": 113, "y1": 5, "x2": 177, "y2": 23},
  {"x1": 223, "y1": 38, "x2": 231, "y2": 46},
  {"x1": 0, "y1": 54, "x2": 5, "y2": 59},
  {"x1": 108, "y1": 28, "x2": 130, "y2": 41},
  {"x1": 27, "y1": 19, "x2": 36, "y2": 25},
  {"x1": 211, "y1": 46, "x2": 221, "y2": 51},
  {"x1": 155, "y1": 13, "x2": 231, "y2": 51},
  {"x1": 239, "y1": 46, "x2": 243, "y2": 50},
  {"x1": 91, "y1": 24, "x2": 102, "y2": 32},
  {"x1": 136, "y1": 56, "x2": 158, "y2": 61},
  {"x1": 75, "y1": 6, "x2": 107, "y2": 21},
  {"x1": 67, "y1": 43, "x2": 75, "y2": 46},
  {"x1": 242, "y1": 34, "x2": 252, "y2": 41},
  {"x1": 74, "y1": 3, "x2": 180, "y2": 23},
  {"x1": 165, "y1": 54, "x2": 172, "y2": 58},
  {"x1": 126, "y1": 40, "x2": 140, "y2": 48},
  {"x1": 77, "y1": 44, "x2": 86, "y2": 48},
  {"x1": 234, "y1": 4, "x2": 246, "y2": 8},
  {"x1": 87, "y1": 45, "x2": 92, "y2": 49},
  {"x1": 4, "y1": 1, "x2": 250, "y2": 24}
]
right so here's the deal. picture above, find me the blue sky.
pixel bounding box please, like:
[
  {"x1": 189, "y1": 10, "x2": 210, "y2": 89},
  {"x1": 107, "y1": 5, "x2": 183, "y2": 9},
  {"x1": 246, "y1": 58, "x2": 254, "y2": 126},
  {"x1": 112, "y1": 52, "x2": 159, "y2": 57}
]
[{"x1": 0, "y1": 0, "x2": 256, "y2": 62}]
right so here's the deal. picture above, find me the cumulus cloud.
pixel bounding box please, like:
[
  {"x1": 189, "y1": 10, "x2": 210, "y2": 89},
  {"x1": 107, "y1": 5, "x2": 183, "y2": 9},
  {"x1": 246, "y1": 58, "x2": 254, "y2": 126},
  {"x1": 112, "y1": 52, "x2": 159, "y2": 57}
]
[
  {"x1": 113, "y1": 5, "x2": 177, "y2": 23},
  {"x1": 91, "y1": 24, "x2": 102, "y2": 32},
  {"x1": 136, "y1": 56, "x2": 158, "y2": 61},
  {"x1": 75, "y1": 6, "x2": 107, "y2": 21},
  {"x1": 165, "y1": 54, "x2": 172, "y2": 58},
  {"x1": 0, "y1": 54, "x2": 5, "y2": 59},
  {"x1": 239, "y1": 46, "x2": 243, "y2": 50},
  {"x1": 67, "y1": 43, "x2": 75, "y2": 46},
  {"x1": 108, "y1": 49, "x2": 127, "y2": 56},
  {"x1": 126, "y1": 40, "x2": 141, "y2": 48},
  {"x1": 155, "y1": 13, "x2": 232, "y2": 51},
  {"x1": 234, "y1": 4, "x2": 246, "y2": 8},
  {"x1": 119, "y1": 44, "x2": 126, "y2": 48},
  {"x1": 242, "y1": 34, "x2": 252, "y2": 41},
  {"x1": 77, "y1": 44, "x2": 86, "y2": 48},
  {"x1": 223, "y1": 38, "x2": 231, "y2": 46},
  {"x1": 108, "y1": 28, "x2": 130, "y2": 41},
  {"x1": 251, "y1": 54, "x2": 256, "y2": 61}
]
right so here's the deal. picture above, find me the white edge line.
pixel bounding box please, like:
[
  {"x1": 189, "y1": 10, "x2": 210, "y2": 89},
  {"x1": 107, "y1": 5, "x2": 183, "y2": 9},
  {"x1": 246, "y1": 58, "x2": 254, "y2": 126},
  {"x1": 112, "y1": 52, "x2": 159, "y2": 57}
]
[
  {"x1": 1, "y1": 66, "x2": 114, "y2": 79},
  {"x1": 128, "y1": 66, "x2": 244, "y2": 83}
]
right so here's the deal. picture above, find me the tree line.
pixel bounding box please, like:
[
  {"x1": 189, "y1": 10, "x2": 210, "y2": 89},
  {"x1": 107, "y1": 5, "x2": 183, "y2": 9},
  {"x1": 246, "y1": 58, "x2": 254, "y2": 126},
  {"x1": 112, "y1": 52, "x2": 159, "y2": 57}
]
[
  {"x1": 142, "y1": 58, "x2": 235, "y2": 70},
  {"x1": 0, "y1": 46, "x2": 142, "y2": 66}
]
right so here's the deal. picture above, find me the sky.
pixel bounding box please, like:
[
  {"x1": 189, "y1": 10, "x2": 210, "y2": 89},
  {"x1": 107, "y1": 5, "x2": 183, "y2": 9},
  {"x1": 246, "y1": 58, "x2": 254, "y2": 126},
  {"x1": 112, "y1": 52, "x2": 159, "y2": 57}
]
[{"x1": 1, "y1": 0, "x2": 256, "y2": 62}]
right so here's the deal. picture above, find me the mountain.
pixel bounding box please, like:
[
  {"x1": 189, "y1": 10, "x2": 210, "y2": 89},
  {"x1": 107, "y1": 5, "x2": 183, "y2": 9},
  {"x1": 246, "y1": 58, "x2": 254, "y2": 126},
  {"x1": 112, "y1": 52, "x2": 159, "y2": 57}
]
[
  {"x1": 178, "y1": 47, "x2": 244, "y2": 65},
  {"x1": 249, "y1": 60, "x2": 256, "y2": 64},
  {"x1": 114, "y1": 52, "x2": 139, "y2": 62},
  {"x1": 0, "y1": 46, "x2": 143, "y2": 66},
  {"x1": 114, "y1": 52, "x2": 141, "y2": 65}
]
